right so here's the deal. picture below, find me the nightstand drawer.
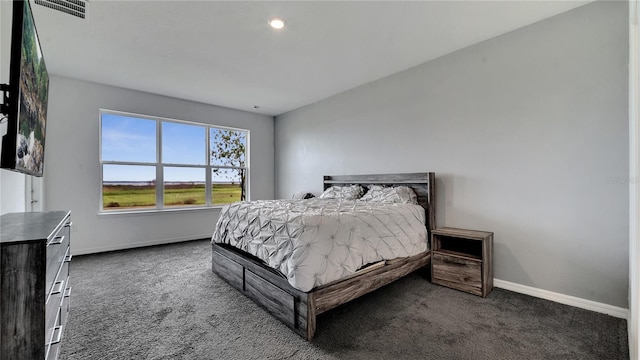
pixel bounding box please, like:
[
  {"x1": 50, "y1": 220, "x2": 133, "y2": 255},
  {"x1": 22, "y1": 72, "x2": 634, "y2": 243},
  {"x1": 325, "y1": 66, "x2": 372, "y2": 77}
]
[{"x1": 432, "y1": 253, "x2": 482, "y2": 293}]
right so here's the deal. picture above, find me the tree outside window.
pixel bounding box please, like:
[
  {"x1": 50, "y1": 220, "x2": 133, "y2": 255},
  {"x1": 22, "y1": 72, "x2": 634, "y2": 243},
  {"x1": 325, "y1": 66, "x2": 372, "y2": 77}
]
[{"x1": 210, "y1": 129, "x2": 247, "y2": 202}]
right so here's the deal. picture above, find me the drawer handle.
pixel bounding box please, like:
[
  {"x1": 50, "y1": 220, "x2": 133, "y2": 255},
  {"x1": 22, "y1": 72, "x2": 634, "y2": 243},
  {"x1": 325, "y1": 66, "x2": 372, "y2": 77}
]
[
  {"x1": 64, "y1": 287, "x2": 72, "y2": 298},
  {"x1": 64, "y1": 222, "x2": 73, "y2": 228},
  {"x1": 49, "y1": 325, "x2": 63, "y2": 345},
  {"x1": 49, "y1": 235, "x2": 65, "y2": 246},
  {"x1": 51, "y1": 280, "x2": 65, "y2": 295},
  {"x1": 64, "y1": 254, "x2": 73, "y2": 263}
]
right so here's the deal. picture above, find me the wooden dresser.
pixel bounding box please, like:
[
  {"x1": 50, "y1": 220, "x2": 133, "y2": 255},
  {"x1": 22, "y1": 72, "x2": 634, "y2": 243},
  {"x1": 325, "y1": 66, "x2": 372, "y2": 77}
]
[{"x1": 0, "y1": 211, "x2": 72, "y2": 360}]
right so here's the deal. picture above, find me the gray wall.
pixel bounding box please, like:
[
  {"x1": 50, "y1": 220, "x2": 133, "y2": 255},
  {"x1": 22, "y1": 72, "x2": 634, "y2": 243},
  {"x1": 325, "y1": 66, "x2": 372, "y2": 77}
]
[
  {"x1": 274, "y1": 1, "x2": 629, "y2": 307},
  {"x1": 45, "y1": 76, "x2": 274, "y2": 254}
]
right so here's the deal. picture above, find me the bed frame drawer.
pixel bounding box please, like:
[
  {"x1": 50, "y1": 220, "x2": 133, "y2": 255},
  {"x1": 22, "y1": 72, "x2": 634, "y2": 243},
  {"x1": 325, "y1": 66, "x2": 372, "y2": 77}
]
[
  {"x1": 211, "y1": 250, "x2": 244, "y2": 289},
  {"x1": 212, "y1": 244, "x2": 313, "y2": 339},
  {"x1": 245, "y1": 270, "x2": 295, "y2": 325},
  {"x1": 212, "y1": 248, "x2": 296, "y2": 326},
  {"x1": 432, "y1": 253, "x2": 482, "y2": 295}
]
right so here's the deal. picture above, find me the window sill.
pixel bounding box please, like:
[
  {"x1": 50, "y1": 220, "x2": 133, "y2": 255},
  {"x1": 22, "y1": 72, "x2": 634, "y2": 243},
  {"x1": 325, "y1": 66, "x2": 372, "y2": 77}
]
[{"x1": 97, "y1": 205, "x2": 225, "y2": 217}]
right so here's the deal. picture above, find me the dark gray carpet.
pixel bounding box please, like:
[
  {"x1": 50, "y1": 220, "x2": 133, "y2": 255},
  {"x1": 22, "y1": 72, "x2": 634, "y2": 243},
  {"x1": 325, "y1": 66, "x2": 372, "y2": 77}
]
[{"x1": 59, "y1": 239, "x2": 628, "y2": 360}]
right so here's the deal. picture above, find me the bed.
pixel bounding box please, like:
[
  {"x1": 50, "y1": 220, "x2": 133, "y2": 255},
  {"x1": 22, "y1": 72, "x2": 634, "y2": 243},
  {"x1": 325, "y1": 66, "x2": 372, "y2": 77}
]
[{"x1": 211, "y1": 172, "x2": 435, "y2": 340}]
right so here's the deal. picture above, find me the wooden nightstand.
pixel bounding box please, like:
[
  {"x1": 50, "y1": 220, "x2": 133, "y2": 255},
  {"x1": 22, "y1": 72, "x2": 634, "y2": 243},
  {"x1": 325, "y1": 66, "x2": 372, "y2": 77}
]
[{"x1": 431, "y1": 227, "x2": 493, "y2": 297}]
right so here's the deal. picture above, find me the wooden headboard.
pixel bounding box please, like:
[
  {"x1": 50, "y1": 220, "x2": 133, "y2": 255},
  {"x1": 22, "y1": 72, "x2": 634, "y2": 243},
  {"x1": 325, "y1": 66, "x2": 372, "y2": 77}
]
[{"x1": 323, "y1": 172, "x2": 436, "y2": 232}]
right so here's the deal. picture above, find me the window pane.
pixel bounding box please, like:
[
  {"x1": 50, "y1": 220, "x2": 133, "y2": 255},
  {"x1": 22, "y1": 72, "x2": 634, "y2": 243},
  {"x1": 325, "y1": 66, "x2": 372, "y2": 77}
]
[
  {"x1": 102, "y1": 165, "x2": 156, "y2": 210},
  {"x1": 164, "y1": 167, "x2": 205, "y2": 208},
  {"x1": 212, "y1": 168, "x2": 244, "y2": 205},
  {"x1": 162, "y1": 122, "x2": 205, "y2": 165},
  {"x1": 102, "y1": 113, "x2": 156, "y2": 162},
  {"x1": 210, "y1": 128, "x2": 246, "y2": 167}
]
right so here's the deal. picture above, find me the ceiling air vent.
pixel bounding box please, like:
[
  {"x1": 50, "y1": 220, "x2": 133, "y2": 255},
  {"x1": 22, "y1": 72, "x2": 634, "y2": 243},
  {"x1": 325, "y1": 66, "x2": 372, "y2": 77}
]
[{"x1": 34, "y1": 0, "x2": 87, "y2": 19}]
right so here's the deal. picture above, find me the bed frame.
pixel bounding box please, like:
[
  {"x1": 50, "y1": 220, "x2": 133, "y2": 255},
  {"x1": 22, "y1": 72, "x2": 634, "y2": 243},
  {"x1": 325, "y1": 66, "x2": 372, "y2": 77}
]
[{"x1": 211, "y1": 172, "x2": 435, "y2": 340}]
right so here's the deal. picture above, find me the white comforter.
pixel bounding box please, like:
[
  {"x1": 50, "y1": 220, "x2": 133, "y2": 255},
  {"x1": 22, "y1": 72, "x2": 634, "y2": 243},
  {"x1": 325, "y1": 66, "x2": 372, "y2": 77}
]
[{"x1": 211, "y1": 198, "x2": 428, "y2": 292}]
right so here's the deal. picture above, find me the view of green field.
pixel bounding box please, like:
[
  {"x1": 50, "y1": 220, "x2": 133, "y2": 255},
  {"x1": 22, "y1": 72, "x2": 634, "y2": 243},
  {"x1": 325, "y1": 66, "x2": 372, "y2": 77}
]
[{"x1": 103, "y1": 183, "x2": 242, "y2": 210}]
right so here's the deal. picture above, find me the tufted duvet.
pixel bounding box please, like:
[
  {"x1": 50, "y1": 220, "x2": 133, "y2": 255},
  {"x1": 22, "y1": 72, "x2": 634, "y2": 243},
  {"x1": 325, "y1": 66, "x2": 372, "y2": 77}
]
[{"x1": 211, "y1": 198, "x2": 428, "y2": 292}]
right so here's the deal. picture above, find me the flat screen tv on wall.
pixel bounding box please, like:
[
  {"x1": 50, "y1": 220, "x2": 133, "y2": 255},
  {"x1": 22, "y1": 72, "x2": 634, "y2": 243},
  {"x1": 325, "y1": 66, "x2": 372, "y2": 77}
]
[{"x1": 0, "y1": 0, "x2": 49, "y2": 177}]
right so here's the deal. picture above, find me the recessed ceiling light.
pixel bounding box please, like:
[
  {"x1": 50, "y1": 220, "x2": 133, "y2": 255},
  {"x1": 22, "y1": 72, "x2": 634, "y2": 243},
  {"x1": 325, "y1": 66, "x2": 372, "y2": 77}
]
[{"x1": 269, "y1": 18, "x2": 285, "y2": 30}]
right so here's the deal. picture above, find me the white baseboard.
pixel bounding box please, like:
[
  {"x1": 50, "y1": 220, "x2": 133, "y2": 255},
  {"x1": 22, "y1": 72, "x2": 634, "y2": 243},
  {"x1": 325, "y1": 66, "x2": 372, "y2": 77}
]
[
  {"x1": 494, "y1": 279, "x2": 629, "y2": 319},
  {"x1": 71, "y1": 235, "x2": 212, "y2": 256}
]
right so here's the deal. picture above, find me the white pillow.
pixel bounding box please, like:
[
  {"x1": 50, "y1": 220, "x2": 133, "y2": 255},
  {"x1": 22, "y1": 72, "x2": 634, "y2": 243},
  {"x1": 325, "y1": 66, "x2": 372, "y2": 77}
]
[
  {"x1": 359, "y1": 185, "x2": 386, "y2": 201},
  {"x1": 360, "y1": 185, "x2": 418, "y2": 204},
  {"x1": 318, "y1": 185, "x2": 364, "y2": 200}
]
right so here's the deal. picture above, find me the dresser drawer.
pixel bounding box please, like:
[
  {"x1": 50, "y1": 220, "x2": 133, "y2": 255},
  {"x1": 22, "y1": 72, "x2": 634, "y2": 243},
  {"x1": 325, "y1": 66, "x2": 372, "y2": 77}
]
[
  {"x1": 47, "y1": 247, "x2": 70, "y2": 300},
  {"x1": 45, "y1": 255, "x2": 67, "y2": 349},
  {"x1": 45, "y1": 309, "x2": 63, "y2": 360},
  {"x1": 46, "y1": 226, "x2": 70, "y2": 294},
  {"x1": 61, "y1": 284, "x2": 71, "y2": 326},
  {"x1": 46, "y1": 342, "x2": 61, "y2": 360},
  {"x1": 44, "y1": 274, "x2": 69, "y2": 360},
  {"x1": 45, "y1": 272, "x2": 65, "y2": 331},
  {"x1": 45, "y1": 306, "x2": 61, "y2": 358},
  {"x1": 433, "y1": 253, "x2": 482, "y2": 295},
  {"x1": 47, "y1": 289, "x2": 69, "y2": 360}
]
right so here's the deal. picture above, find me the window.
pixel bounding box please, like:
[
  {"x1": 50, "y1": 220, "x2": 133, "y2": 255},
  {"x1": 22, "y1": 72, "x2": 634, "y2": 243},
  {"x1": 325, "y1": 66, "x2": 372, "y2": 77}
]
[{"x1": 100, "y1": 110, "x2": 248, "y2": 212}]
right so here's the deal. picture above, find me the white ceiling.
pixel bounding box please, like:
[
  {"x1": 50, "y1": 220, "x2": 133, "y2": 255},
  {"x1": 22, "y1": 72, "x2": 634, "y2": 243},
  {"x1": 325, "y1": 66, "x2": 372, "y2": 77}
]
[{"x1": 30, "y1": 0, "x2": 592, "y2": 116}]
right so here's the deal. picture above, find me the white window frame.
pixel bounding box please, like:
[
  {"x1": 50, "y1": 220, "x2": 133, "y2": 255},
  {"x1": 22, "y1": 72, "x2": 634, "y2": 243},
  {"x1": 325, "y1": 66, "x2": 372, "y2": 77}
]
[{"x1": 98, "y1": 109, "x2": 249, "y2": 214}]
